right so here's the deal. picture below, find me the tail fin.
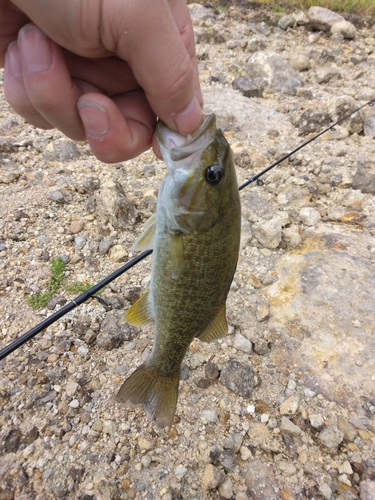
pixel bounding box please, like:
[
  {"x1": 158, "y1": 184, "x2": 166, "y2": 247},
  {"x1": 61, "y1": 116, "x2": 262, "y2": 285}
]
[{"x1": 116, "y1": 363, "x2": 179, "y2": 429}]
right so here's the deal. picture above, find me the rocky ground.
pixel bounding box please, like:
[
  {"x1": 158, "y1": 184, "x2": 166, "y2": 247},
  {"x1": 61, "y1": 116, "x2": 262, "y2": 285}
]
[{"x1": 1, "y1": 3, "x2": 375, "y2": 500}]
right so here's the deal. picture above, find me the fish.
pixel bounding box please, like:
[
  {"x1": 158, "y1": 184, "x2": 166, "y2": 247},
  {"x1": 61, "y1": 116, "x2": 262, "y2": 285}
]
[{"x1": 116, "y1": 114, "x2": 241, "y2": 428}]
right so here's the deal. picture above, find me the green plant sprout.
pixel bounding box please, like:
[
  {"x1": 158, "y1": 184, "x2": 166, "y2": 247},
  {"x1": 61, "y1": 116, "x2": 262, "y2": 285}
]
[{"x1": 26, "y1": 257, "x2": 97, "y2": 308}]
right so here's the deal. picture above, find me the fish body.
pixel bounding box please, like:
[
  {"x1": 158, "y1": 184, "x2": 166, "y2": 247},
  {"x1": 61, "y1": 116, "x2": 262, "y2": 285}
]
[{"x1": 116, "y1": 114, "x2": 241, "y2": 428}]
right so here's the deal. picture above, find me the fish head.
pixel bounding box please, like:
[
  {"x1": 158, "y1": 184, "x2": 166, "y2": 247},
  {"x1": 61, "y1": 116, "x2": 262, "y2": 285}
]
[{"x1": 156, "y1": 114, "x2": 237, "y2": 234}]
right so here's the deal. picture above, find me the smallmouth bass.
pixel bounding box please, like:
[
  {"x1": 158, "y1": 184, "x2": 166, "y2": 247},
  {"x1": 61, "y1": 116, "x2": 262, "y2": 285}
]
[{"x1": 116, "y1": 114, "x2": 241, "y2": 428}]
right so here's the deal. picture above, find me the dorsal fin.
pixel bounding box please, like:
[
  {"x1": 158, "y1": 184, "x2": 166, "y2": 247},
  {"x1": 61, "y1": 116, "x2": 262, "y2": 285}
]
[
  {"x1": 125, "y1": 290, "x2": 153, "y2": 326},
  {"x1": 197, "y1": 304, "x2": 228, "y2": 343}
]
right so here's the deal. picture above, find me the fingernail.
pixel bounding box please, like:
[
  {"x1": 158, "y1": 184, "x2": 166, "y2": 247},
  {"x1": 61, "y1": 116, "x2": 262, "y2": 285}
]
[
  {"x1": 7, "y1": 42, "x2": 23, "y2": 78},
  {"x1": 174, "y1": 95, "x2": 203, "y2": 135},
  {"x1": 78, "y1": 101, "x2": 110, "y2": 139},
  {"x1": 18, "y1": 24, "x2": 52, "y2": 73}
]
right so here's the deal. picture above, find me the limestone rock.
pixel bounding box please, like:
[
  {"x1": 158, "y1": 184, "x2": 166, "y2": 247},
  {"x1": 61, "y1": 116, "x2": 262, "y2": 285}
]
[
  {"x1": 280, "y1": 417, "x2": 302, "y2": 435},
  {"x1": 290, "y1": 54, "x2": 310, "y2": 72},
  {"x1": 363, "y1": 112, "x2": 375, "y2": 138},
  {"x1": 265, "y1": 228, "x2": 375, "y2": 410},
  {"x1": 352, "y1": 163, "x2": 375, "y2": 194},
  {"x1": 315, "y1": 66, "x2": 341, "y2": 84},
  {"x1": 280, "y1": 395, "x2": 299, "y2": 415},
  {"x1": 187, "y1": 3, "x2": 214, "y2": 25},
  {"x1": 247, "y1": 422, "x2": 270, "y2": 446},
  {"x1": 220, "y1": 360, "x2": 258, "y2": 398},
  {"x1": 292, "y1": 11, "x2": 309, "y2": 25},
  {"x1": 43, "y1": 139, "x2": 79, "y2": 161},
  {"x1": 0, "y1": 162, "x2": 19, "y2": 184},
  {"x1": 299, "y1": 207, "x2": 321, "y2": 226},
  {"x1": 308, "y1": 7, "x2": 345, "y2": 31},
  {"x1": 201, "y1": 464, "x2": 225, "y2": 490},
  {"x1": 360, "y1": 480, "x2": 375, "y2": 500},
  {"x1": 108, "y1": 244, "x2": 128, "y2": 263},
  {"x1": 252, "y1": 217, "x2": 282, "y2": 249},
  {"x1": 319, "y1": 425, "x2": 344, "y2": 449},
  {"x1": 241, "y1": 192, "x2": 275, "y2": 223},
  {"x1": 278, "y1": 16, "x2": 295, "y2": 31},
  {"x1": 337, "y1": 417, "x2": 358, "y2": 442},
  {"x1": 203, "y1": 87, "x2": 293, "y2": 138},
  {"x1": 245, "y1": 460, "x2": 277, "y2": 499},
  {"x1": 218, "y1": 479, "x2": 233, "y2": 499},
  {"x1": 233, "y1": 333, "x2": 252, "y2": 353},
  {"x1": 328, "y1": 96, "x2": 364, "y2": 134},
  {"x1": 232, "y1": 77, "x2": 262, "y2": 98},
  {"x1": 331, "y1": 20, "x2": 356, "y2": 39},
  {"x1": 96, "y1": 180, "x2": 136, "y2": 229},
  {"x1": 96, "y1": 311, "x2": 137, "y2": 350},
  {"x1": 245, "y1": 51, "x2": 304, "y2": 96},
  {"x1": 299, "y1": 109, "x2": 330, "y2": 135}
]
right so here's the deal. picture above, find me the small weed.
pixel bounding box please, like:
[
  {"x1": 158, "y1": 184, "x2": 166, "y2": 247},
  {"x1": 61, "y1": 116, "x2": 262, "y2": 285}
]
[
  {"x1": 26, "y1": 257, "x2": 104, "y2": 309},
  {"x1": 216, "y1": 4, "x2": 229, "y2": 12},
  {"x1": 26, "y1": 257, "x2": 67, "y2": 308},
  {"x1": 257, "y1": 0, "x2": 375, "y2": 15},
  {"x1": 64, "y1": 281, "x2": 92, "y2": 294}
]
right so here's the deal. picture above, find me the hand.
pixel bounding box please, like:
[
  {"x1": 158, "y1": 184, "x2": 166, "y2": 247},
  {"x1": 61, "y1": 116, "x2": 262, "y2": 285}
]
[{"x1": 0, "y1": 0, "x2": 203, "y2": 162}]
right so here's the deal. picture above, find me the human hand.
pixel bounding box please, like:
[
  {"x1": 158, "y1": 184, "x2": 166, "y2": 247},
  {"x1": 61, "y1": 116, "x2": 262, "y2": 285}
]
[{"x1": 0, "y1": 0, "x2": 203, "y2": 162}]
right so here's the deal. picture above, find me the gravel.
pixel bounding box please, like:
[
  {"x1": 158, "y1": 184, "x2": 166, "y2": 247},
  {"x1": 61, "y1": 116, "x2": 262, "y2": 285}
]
[{"x1": 1, "y1": 3, "x2": 375, "y2": 499}]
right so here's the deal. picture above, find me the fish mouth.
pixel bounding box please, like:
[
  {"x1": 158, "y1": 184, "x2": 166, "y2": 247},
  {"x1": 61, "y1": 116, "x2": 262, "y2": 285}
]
[{"x1": 156, "y1": 114, "x2": 217, "y2": 161}]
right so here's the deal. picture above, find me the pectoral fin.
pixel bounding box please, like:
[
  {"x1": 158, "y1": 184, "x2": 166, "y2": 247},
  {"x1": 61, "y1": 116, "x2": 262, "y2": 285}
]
[
  {"x1": 125, "y1": 290, "x2": 153, "y2": 326},
  {"x1": 132, "y1": 214, "x2": 156, "y2": 251},
  {"x1": 197, "y1": 304, "x2": 228, "y2": 343},
  {"x1": 170, "y1": 234, "x2": 184, "y2": 279}
]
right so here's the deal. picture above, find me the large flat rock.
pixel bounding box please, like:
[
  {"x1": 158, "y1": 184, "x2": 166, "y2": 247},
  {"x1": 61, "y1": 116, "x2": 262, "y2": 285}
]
[
  {"x1": 265, "y1": 225, "x2": 375, "y2": 411},
  {"x1": 202, "y1": 87, "x2": 294, "y2": 138}
]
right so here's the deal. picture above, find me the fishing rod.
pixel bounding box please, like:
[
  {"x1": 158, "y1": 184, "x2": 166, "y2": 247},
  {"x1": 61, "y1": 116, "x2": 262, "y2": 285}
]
[{"x1": 1, "y1": 99, "x2": 374, "y2": 361}]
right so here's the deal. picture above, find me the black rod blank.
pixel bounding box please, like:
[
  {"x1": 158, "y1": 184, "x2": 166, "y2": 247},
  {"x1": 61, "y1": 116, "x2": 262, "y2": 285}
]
[{"x1": 0, "y1": 250, "x2": 152, "y2": 361}]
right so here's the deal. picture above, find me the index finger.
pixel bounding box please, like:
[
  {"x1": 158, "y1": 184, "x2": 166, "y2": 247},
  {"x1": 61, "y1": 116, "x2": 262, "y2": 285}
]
[{"x1": 101, "y1": 0, "x2": 203, "y2": 135}]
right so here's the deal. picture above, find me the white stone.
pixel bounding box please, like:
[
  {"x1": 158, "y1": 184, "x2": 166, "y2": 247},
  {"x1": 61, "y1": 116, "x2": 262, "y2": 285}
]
[
  {"x1": 299, "y1": 207, "x2": 321, "y2": 226},
  {"x1": 240, "y1": 446, "x2": 252, "y2": 461},
  {"x1": 218, "y1": 479, "x2": 233, "y2": 499},
  {"x1": 233, "y1": 332, "x2": 252, "y2": 353},
  {"x1": 175, "y1": 465, "x2": 187, "y2": 480},
  {"x1": 308, "y1": 6, "x2": 344, "y2": 31},
  {"x1": 65, "y1": 381, "x2": 79, "y2": 397},
  {"x1": 109, "y1": 244, "x2": 128, "y2": 263},
  {"x1": 331, "y1": 20, "x2": 356, "y2": 39},
  {"x1": 338, "y1": 460, "x2": 353, "y2": 475},
  {"x1": 319, "y1": 482, "x2": 332, "y2": 499},
  {"x1": 280, "y1": 416, "x2": 302, "y2": 435},
  {"x1": 253, "y1": 218, "x2": 282, "y2": 249},
  {"x1": 309, "y1": 413, "x2": 325, "y2": 429},
  {"x1": 280, "y1": 394, "x2": 299, "y2": 415}
]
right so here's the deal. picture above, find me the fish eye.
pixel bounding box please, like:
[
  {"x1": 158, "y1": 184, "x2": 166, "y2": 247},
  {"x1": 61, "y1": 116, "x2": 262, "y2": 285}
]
[{"x1": 205, "y1": 164, "x2": 224, "y2": 186}]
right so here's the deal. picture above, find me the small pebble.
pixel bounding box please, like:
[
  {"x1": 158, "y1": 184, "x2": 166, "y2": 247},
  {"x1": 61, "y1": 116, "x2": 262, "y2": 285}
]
[
  {"x1": 319, "y1": 425, "x2": 344, "y2": 449},
  {"x1": 141, "y1": 456, "x2": 151, "y2": 468},
  {"x1": 201, "y1": 409, "x2": 218, "y2": 423},
  {"x1": 69, "y1": 221, "x2": 84, "y2": 234}
]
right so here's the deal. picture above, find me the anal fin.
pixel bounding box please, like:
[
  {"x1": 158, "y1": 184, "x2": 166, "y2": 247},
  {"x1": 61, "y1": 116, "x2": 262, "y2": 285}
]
[
  {"x1": 125, "y1": 289, "x2": 153, "y2": 326},
  {"x1": 197, "y1": 303, "x2": 228, "y2": 343}
]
